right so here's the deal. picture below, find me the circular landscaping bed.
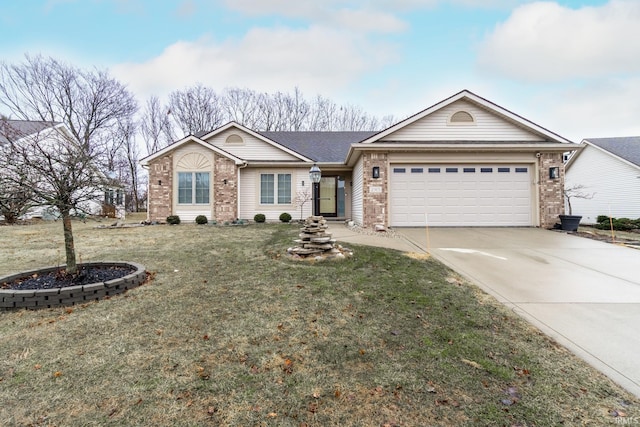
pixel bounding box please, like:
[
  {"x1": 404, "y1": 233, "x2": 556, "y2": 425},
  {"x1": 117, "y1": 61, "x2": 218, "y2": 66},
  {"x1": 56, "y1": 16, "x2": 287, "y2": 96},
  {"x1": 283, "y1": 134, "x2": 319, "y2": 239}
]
[{"x1": 0, "y1": 262, "x2": 146, "y2": 310}]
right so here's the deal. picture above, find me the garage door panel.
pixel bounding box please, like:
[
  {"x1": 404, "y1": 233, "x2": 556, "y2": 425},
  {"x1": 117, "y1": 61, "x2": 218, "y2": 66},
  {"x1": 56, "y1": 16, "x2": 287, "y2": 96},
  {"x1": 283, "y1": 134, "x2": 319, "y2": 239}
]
[{"x1": 391, "y1": 164, "x2": 532, "y2": 226}]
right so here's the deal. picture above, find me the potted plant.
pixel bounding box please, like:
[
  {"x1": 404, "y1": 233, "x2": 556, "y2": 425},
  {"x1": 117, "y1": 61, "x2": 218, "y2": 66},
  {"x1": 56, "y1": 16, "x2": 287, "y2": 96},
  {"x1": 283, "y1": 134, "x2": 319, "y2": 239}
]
[{"x1": 559, "y1": 184, "x2": 593, "y2": 231}]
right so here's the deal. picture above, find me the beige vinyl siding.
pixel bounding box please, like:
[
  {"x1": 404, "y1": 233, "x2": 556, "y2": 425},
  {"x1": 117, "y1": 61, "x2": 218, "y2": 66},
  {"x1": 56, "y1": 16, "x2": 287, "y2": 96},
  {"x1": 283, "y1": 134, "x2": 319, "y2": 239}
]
[
  {"x1": 566, "y1": 146, "x2": 640, "y2": 223},
  {"x1": 380, "y1": 100, "x2": 545, "y2": 142},
  {"x1": 351, "y1": 157, "x2": 364, "y2": 225},
  {"x1": 173, "y1": 142, "x2": 214, "y2": 221},
  {"x1": 239, "y1": 167, "x2": 313, "y2": 221},
  {"x1": 204, "y1": 129, "x2": 301, "y2": 161}
]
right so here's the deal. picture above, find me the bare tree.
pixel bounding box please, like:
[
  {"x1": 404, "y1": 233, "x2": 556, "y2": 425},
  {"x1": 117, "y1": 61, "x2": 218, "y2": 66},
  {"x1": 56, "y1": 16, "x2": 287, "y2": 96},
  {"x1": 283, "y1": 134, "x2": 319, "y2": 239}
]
[
  {"x1": 0, "y1": 120, "x2": 34, "y2": 223},
  {"x1": 223, "y1": 87, "x2": 261, "y2": 128},
  {"x1": 140, "y1": 96, "x2": 174, "y2": 155},
  {"x1": 0, "y1": 54, "x2": 138, "y2": 169},
  {"x1": 0, "y1": 55, "x2": 138, "y2": 273},
  {"x1": 2, "y1": 124, "x2": 107, "y2": 274},
  {"x1": 117, "y1": 118, "x2": 145, "y2": 212},
  {"x1": 287, "y1": 87, "x2": 310, "y2": 131},
  {"x1": 168, "y1": 84, "x2": 225, "y2": 135}
]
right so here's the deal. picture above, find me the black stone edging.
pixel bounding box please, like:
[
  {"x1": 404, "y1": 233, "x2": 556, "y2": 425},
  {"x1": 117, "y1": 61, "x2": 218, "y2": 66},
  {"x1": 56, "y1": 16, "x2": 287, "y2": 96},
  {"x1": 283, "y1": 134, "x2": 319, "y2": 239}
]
[{"x1": 0, "y1": 261, "x2": 146, "y2": 310}]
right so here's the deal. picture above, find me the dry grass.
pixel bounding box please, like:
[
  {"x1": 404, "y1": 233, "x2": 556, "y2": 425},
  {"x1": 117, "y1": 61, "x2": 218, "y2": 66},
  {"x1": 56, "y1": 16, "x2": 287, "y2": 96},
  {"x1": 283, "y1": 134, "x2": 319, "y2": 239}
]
[{"x1": 0, "y1": 215, "x2": 638, "y2": 426}]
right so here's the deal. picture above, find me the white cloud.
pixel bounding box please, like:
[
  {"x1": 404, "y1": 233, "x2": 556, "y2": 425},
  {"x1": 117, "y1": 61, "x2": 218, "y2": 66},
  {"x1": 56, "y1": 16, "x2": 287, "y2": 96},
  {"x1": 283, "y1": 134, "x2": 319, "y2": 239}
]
[
  {"x1": 539, "y1": 78, "x2": 640, "y2": 139},
  {"x1": 112, "y1": 26, "x2": 398, "y2": 102},
  {"x1": 222, "y1": 0, "x2": 409, "y2": 33},
  {"x1": 477, "y1": 0, "x2": 640, "y2": 82}
]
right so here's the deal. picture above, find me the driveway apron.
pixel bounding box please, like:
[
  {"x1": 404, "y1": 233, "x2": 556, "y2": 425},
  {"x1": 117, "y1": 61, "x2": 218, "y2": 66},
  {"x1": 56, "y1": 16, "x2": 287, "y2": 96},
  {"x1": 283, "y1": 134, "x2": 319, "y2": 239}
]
[{"x1": 396, "y1": 227, "x2": 640, "y2": 398}]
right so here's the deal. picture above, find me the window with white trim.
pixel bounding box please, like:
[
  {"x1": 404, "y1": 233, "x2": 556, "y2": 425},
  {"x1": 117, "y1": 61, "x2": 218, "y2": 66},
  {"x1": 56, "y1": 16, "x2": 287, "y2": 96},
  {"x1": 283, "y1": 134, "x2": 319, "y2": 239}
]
[
  {"x1": 178, "y1": 172, "x2": 210, "y2": 204},
  {"x1": 260, "y1": 173, "x2": 292, "y2": 204}
]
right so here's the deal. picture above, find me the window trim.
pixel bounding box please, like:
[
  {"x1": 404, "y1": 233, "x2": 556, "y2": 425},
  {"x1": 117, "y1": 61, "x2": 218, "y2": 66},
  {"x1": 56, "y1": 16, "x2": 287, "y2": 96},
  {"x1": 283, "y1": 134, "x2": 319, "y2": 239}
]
[
  {"x1": 259, "y1": 172, "x2": 293, "y2": 205},
  {"x1": 177, "y1": 171, "x2": 210, "y2": 205}
]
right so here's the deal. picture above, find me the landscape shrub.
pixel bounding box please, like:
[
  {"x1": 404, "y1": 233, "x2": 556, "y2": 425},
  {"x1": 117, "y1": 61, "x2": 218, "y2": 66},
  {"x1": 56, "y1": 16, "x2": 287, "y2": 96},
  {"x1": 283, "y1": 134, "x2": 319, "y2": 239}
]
[
  {"x1": 166, "y1": 215, "x2": 181, "y2": 225},
  {"x1": 595, "y1": 216, "x2": 640, "y2": 231},
  {"x1": 254, "y1": 213, "x2": 266, "y2": 223},
  {"x1": 279, "y1": 212, "x2": 292, "y2": 223},
  {"x1": 195, "y1": 215, "x2": 208, "y2": 225},
  {"x1": 596, "y1": 215, "x2": 609, "y2": 223}
]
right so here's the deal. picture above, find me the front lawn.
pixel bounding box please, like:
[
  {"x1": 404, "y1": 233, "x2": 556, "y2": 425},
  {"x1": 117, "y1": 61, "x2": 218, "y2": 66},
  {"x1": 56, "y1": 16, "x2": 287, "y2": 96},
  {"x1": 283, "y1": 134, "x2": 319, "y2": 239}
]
[{"x1": 0, "y1": 218, "x2": 637, "y2": 426}]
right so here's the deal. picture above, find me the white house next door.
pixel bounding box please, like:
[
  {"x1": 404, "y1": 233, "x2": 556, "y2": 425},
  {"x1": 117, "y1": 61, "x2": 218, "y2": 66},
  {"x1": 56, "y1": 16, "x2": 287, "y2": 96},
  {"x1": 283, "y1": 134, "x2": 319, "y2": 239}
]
[{"x1": 390, "y1": 164, "x2": 533, "y2": 227}]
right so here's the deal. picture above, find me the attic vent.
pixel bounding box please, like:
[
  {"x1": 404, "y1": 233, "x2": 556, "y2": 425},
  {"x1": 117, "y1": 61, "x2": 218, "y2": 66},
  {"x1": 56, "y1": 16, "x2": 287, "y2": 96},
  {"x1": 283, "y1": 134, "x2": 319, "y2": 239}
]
[
  {"x1": 450, "y1": 111, "x2": 475, "y2": 123},
  {"x1": 225, "y1": 134, "x2": 244, "y2": 144}
]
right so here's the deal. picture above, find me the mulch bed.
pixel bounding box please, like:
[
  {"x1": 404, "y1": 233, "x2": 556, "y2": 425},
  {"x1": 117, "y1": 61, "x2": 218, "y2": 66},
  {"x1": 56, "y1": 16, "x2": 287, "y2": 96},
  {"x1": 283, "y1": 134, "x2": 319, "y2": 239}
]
[{"x1": 1, "y1": 265, "x2": 136, "y2": 291}]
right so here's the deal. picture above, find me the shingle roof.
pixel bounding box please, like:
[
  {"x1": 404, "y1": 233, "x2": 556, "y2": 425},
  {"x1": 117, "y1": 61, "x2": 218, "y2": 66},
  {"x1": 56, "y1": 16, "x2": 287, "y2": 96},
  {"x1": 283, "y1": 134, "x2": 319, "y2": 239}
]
[
  {"x1": 586, "y1": 137, "x2": 640, "y2": 167},
  {"x1": 0, "y1": 119, "x2": 58, "y2": 145},
  {"x1": 259, "y1": 131, "x2": 377, "y2": 162}
]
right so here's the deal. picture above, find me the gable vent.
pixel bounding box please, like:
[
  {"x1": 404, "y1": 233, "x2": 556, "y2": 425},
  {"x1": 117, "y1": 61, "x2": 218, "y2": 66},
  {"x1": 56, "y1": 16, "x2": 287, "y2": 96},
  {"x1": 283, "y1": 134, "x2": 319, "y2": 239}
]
[
  {"x1": 450, "y1": 111, "x2": 474, "y2": 123},
  {"x1": 225, "y1": 134, "x2": 244, "y2": 144}
]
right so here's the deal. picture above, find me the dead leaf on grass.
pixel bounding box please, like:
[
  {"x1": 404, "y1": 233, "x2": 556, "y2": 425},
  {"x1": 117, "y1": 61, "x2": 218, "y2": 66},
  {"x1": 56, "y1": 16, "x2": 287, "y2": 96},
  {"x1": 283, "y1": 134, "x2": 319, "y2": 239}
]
[
  {"x1": 461, "y1": 358, "x2": 483, "y2": 370},
  {"x1": 267, "y1": 412, "x2": 278, "y2": 418},
  {"x1": 283, "y1": 358, "x2": 293, "y2": 374}
]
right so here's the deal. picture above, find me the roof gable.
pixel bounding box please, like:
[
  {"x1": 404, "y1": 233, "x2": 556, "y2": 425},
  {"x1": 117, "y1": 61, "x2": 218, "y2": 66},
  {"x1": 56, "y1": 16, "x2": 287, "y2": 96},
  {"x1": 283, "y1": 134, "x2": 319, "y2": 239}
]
[
  {"x1": 582, "y1": 137, "x2": 640, "y2": 168},
  {"x1": 0, "y1": 119, "x2": 61, "y2": 145},
  {"x1": 200, "y1": 122, "x2": 313, "y2": 162},
  {"x1": 361, "y1": 90, "x2": 573, "y2": 144},
  {"x1": 140, "y1": 134, "x2": 244, "y2": 166}
]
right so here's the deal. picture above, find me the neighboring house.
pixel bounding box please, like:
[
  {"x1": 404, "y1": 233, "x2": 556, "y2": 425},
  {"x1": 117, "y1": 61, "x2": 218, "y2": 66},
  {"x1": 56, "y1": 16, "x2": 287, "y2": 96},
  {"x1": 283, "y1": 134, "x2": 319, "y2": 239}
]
[
  {"x1": 0, "y1": 119, "x2": 125, "y2": 219},
  {"x1": 565, "y1": 137, "x2": 640, "y2": 224},
  {"x1": 141, "y1": 90, "x2": 578, "y2": 228}
]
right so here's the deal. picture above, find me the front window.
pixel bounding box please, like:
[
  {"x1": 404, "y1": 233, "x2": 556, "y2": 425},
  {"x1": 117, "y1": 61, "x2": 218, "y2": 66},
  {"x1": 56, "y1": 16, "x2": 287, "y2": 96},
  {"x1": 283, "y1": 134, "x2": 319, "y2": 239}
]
[
  {"x1": 178, "y1": 172, "x2": 210, "y2": 204},
  {"x1": 260, "y1": 173, "x2": 291, "y2": 204},
  {"x1": 104, "y1": 188, "x2": 124, "y2": 205}
]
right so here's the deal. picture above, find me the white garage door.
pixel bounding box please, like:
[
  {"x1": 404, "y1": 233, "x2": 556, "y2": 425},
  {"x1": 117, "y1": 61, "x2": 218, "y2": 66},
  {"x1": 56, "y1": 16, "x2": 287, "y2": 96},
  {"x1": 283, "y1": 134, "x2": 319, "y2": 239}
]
[{"x1": 390, "y1": 164, "x2": 533, "y2": 227}]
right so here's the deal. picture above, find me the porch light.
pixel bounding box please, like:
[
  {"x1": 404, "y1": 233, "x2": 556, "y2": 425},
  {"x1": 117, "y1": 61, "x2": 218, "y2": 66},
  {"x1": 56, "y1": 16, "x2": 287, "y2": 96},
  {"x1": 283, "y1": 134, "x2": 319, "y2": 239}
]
[
  {"x1": 309, "y1": 164, "x2": 322, "y2": 216},
  {"x1": 372, "y1": 166, "x2": 380, "y2": 179},
  {"x1": 309, "y1": 164, "x2": 322, "y2": 184},
  {"x1": 549, "y1": 167, "x2": 559, "y2": 180}
]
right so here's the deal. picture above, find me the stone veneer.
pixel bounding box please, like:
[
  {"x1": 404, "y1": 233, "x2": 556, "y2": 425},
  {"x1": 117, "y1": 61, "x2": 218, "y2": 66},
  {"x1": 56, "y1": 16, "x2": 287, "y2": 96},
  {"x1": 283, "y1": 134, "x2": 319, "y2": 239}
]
[
  {"x1": 147, "y1": 154, "x2": 173, "y2": 222},
  {"x1": 538, "y1": 152, "x2": 565, "y2": 228},
  {"x1": 213, "y1": 155, "x2": 238, "y2": 222},
  {"x1": 361, "y1": 152, "x2": 389, "y2": 228}
]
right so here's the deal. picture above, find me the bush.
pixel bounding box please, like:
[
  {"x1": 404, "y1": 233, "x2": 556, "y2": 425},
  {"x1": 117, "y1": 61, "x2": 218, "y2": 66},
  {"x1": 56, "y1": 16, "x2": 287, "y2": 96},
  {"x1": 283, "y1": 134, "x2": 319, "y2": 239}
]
[
  {"x1": 279, "y1": 212, "x2": 292, "y2": 223},
  {"x1": 254, "y1": 213, "x2": 266, "y2": 223},
  {"x1": 195, "y1": 215, "x2": 208, "y2": 225},
  {"x1": 166, "y1": 215, "x2": 181, "y2": 225},
  {"x1": 595, "y1": 216, "x2": 640, "y2": 231},
  {"x1": 596, "y1": 215, "x2": 609, "y2": 224}
]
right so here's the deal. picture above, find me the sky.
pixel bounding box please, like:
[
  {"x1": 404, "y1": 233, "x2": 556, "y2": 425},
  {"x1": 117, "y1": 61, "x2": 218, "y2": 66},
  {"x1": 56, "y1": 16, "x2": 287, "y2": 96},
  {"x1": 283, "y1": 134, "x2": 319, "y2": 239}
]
[{"x1": 1, "y1": 0, "x2": 639, "y2": 142}]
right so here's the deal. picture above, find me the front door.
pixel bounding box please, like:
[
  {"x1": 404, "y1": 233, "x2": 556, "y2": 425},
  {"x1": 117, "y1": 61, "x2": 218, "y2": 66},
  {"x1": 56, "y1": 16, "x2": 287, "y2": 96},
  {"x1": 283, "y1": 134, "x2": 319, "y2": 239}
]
[{"x1": 319, "y1": 176, "x2": 337, "y2": 217}]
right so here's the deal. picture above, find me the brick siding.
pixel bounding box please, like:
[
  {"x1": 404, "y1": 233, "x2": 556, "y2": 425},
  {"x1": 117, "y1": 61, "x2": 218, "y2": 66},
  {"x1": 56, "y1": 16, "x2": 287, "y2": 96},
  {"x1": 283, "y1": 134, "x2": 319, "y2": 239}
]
[
  {"x1": 213, "y1": 155, "x2": 238, "y2": 222},
  {"x1": 538, "y1": 152, "x2": 565, "y2": 228},
  {"x1": 361, "y1": 152, "x2": 389, "y2": 228},
  {"x1": 147, "y1": 154, "x2": 173, "y2": 222}
]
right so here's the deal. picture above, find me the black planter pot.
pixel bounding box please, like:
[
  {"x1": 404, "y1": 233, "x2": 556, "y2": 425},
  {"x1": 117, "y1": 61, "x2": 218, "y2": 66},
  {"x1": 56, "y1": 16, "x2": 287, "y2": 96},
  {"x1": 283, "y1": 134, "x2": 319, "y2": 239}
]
[{"x1": 559, "y1": 215, "x2": 582, "y2": 232}]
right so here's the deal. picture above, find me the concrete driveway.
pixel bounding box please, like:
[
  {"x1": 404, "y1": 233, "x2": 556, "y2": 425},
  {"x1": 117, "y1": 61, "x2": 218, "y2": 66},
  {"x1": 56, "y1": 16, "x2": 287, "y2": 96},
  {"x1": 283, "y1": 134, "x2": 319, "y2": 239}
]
[{"x1": 396, "y1": 227, "x2": 640, "y2": 398}]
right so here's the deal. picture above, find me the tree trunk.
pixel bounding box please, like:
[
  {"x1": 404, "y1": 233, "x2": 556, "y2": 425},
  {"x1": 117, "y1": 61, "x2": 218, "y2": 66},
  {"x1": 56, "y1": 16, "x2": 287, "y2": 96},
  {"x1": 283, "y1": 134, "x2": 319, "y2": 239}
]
[
  {"x1": 2, "y1": 210, "x2": 18, "y2": 224},
  {"x1": 61, "y1": 210, "x2": 77, "y2": 274}
]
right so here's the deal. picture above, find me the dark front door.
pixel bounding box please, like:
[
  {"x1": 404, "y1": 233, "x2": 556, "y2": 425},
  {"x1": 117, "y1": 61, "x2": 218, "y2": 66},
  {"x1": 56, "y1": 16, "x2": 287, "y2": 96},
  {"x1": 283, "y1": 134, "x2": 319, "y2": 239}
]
[{"x1": 319, "y1": 176, "x2": 337, "y2": 217}]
